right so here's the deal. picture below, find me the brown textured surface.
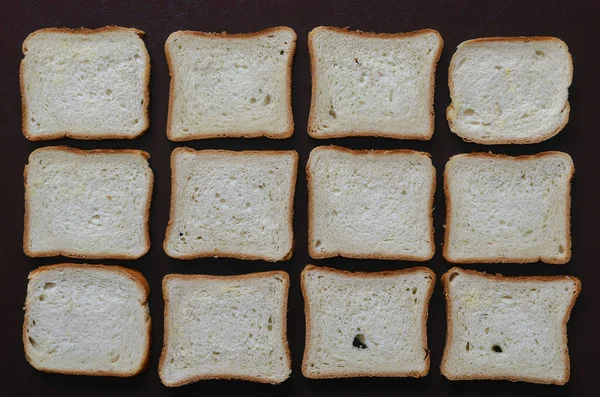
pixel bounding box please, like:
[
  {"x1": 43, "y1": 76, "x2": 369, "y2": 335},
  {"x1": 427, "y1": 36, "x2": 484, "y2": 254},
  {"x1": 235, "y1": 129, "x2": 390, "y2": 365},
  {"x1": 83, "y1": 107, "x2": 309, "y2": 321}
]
[{"x1": 0, "y1": 0, "x2": 597, "y2": 395}]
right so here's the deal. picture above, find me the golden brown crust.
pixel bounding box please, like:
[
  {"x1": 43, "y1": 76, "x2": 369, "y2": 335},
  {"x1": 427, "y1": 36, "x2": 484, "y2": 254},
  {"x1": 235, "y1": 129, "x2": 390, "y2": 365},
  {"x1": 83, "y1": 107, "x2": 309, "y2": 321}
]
[
  {"x1": 23, "y1": 146, "x2": 153, "y2": 260},
  {"x1": 442, "y1": 151, "x2": 573, "y2": 264},
  {"x1": 163, "y1": 147, "x2": 297, "y2": 261},
  {"x1": 23, "y1": 263, "x2": 151, "y2": 377},
  {"x1": 440, "y1": 267, "x2": 581, "y2": 385},
  {"x1": 307, "y1": 26, "x2": 443, "y2": 140},
  {"x1": 300, "y1": 265, "x2": 435, "y2": 379},
  {"x1": 165, "y1": 26, "x2": 296, "y2": 141},
  {"x1": 21, "y1": 26, "x2": 150, "y2": 141},
  {"x1": 306, "y1": 145, "x2": 435, "y2": 260},
  {"x1": 446, "y1": 36, "x2": 572, "y2": 145},
  {"x1": 158, "y1": 271, "x2": 291, "y2": 386}
]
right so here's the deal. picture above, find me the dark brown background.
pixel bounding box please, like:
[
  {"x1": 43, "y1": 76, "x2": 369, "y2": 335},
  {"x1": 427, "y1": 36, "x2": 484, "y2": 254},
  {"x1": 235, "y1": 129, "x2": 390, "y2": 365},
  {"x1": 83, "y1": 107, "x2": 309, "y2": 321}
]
[{"x1": 1, "y1": 0, "x2": 598, "y2": 395}]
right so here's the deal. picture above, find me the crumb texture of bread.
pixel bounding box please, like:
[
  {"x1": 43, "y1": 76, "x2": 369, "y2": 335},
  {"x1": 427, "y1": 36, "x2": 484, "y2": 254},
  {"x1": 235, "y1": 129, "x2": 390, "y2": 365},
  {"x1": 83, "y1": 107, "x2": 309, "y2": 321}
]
[
  {"x1": 302, "y1": 266, "x2": 435, "y2": 378},
  {"x1": 308, "y1": 27, "x2": 442, "y2": 139},
  {"x1": 24, "y1": 264, "x2": 150, "y2": 376},
  {"x1": 164, "y1": 149, "x2": 297, "y2": 261},
  {"x1": 444, "y1": 152, "x2": 572, "y2": 264},
  {"x1": 166, "y1": 27, "x2": 296, "y2": 140},
  {"x1": 159, "y1": 272, "x2": 291, "y2": 386},
  {"x1": 21, "y1": 27, "x2": 150, "y2": 140},
  {"x1": 24, "y1": 147, "x2": 153, "y2": 259},
  {"x1": 441, "y1": 268, "x2": 580, "y2": 385},
  {"x1": 447, "y1": 37, "x2": 572, "y2": 144},
  {"x1": 308, "y1": 146, "x2": 435, "y2": 260}
]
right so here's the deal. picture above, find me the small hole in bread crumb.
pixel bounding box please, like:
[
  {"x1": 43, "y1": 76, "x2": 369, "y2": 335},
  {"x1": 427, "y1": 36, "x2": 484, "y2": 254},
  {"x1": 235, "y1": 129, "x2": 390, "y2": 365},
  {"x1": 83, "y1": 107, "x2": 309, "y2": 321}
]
[
  {"x1": 558, "y1": 244, "x2": 565, "y2": 253},
  {"x1": 264, "y1": 95, "x2": 271, "y2": 105},
  {"x1": 28, "y1": 337, "x2": 38, "y2": 348},
  {"x1": 492, "y1": 345, "x2": 502, "y2": 353},
  {"x1": 38, "y1": 294, "x2": 46, "y2": 301},
  {"x1": 449, "y1": 272, "x2": 459, "y2": 282},
  {"x1": 315, "y1": 240, "x2": 321, "y2": 248},
  {"x1": 353, "y1": 334, "x2": 367, "y2": 349},
  {"x1": 412, "y1": 287, "x2": 417, "y2": 295},
  {"x1": 463, "y1": 108, "x2": 475, "y2": 116},
  {"x1": 466, "y1": 342, "x2": 470, "y2": 351}
]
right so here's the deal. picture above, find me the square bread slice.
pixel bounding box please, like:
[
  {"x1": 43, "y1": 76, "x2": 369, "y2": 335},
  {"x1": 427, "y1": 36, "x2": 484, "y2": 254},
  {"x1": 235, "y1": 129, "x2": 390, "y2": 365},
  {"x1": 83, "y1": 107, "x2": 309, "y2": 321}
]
[
  {"x1": 165, "y1": 27, "x2": 296, "y2": 140},
  {"x1": 301, "y1": 265, "x2": 435, "y2": 378},
  {"x1": 308, "y1": 27, "x2": 443, "y2": 139},
  {"x1": 159, "y1": 271, "x2": 291, "y2": 386},
  {"x1": 441, "y1": 267, "x2": 581, "y2": 385},
  {"x1": 24, "y1": 147, "x2": 153, "y2": 259},
  {"x1": 307, "y1": 146, "x2": 435, "y2": 260},
  {"x1": 447, "y1": 37, "x2": 573, "y2": 144},
  {"x1": 443, "y1": 152, "x2": 573, "y2": 264},
  {"x1": 164, "y1": 148, "x2": 297, "y2": 261},
  {"x1": 24, "y1": 264, "x2": 151, "y2": 377},
  {"x1": 21, "y1": 27, "x2": 150, "y2": 140}
]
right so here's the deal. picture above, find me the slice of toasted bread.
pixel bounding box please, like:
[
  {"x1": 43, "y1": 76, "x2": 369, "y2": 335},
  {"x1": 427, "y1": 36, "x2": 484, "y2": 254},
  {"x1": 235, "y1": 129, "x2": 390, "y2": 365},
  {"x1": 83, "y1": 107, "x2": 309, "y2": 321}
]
[
  {"x1": 447, "y1": 37, "x2": 572, "y2": 144},
  {"x1": 165, "y1": 27, "x2": 296, "y2": 140},
  {"x1": 301, "y1": 265, "x2": 435, "y2": 378},
  {"x1": 24, "y1": 264, "x2": 151, "y2": 377},
  {"x1": 308, "y1": 27, "x2": 443, "y2": 139},
  {"x1": 159, "y1": 271, "x2": 291, "y2": 386},
  {"x1": 21, "y1": 26, "x2": 150, "y2": 140},
  {"x1": 24, "y1": 146, "x2": 153, "y2": 260},
  {"x1": 441, "y1": 267, "x2": 580, "y2": 385},
  {"x1": 443, "y1": 152, "x2": 573, "y2": 264},
  {"x1": 163, "y1": 148, "x2": 297, "y2": 261},
  {"x1": 307, "y1": 146, "x2": 435, "y2": 260}
]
